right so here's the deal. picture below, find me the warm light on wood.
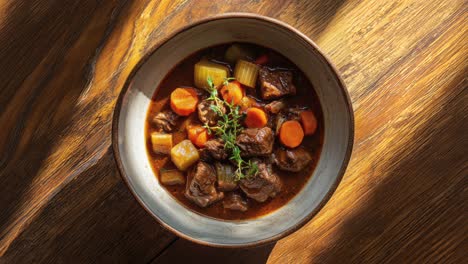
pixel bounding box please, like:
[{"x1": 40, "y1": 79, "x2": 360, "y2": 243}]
[{"x1": 0, "y1": 0, "x2": 464, "y2": 263}]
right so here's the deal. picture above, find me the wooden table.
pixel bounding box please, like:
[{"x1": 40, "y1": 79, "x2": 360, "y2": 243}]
[{"x1": 1, "y1": 0, "x2": 466, "y2": 263}]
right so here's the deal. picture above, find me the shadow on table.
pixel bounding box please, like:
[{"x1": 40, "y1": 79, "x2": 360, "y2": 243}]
[
  {"x1": 0, "y1": 0, "x2": 129, "y2": 245},
  {"x1": 307, "y1": 80, "x2": 466, "y2": 262},
  {"x1": 153, "y1": 238, "x2": 276, "y2": 264},
  {"x1": 0, "y1": 1, "x2": 169, "y2": 262}
]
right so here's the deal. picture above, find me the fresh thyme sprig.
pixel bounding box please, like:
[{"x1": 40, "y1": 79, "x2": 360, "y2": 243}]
[
  {"x1": 223, "y1": 77, "x2": 236, "y2": 86},
  {"x1": 203, "y1": 77, "x2": 258, "y2": 180}
]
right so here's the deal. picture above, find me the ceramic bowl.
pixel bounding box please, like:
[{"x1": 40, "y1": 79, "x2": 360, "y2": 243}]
[{"x1": 112, "y1": 13, "x2": 354, "y2": 247}]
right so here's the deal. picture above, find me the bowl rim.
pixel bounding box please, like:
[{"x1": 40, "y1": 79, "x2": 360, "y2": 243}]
[{"x1": 112, "y1": 12, "x2": 354, "y2": 248}]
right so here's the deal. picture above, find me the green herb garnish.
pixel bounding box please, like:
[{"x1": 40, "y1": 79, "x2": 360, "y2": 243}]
[
  {"x1": 204, "y1": 77, "x2": 258, "y2": 180},
  {"x1": 223, "y1": 77, "x2": 236, "y2": 86}
]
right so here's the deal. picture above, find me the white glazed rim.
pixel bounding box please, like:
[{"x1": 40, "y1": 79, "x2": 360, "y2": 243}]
[{"x1": 112, "y1": 13, "x2": 354, "y2": 248}]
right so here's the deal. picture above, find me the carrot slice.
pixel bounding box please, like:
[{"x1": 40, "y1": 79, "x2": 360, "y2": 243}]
[
  {"x1": 195, "y1": 129, "x2": 209, "y2": 147},
  {"x1": 245, "y1": 107, "x2": 268, "y2": 128},
  {"x1": 220, "y1": 81, "x2": 244, "y2": 105},
  {"x1": 279, "y1": 120, "x2": 304, "y2": 148},
  {"x1": 170, "y1": 88, "x2": 199, "y2": 116},
  {"x1": 300, "y1": 110, "x2": 318, "y2": 135},
  {"x1": 187, "y1": 125, "x2": 209, "y2": 147}
]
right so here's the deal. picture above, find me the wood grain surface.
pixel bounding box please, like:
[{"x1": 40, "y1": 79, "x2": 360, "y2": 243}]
[{"x1": 0, "y1": 0, "x2": 466, "y2": 263}]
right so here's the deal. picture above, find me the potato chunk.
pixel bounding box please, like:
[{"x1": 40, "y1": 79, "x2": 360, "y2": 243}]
[
  {"x1": 194, "y1": 60, "x2": 229, "y2": 90},
  {"x1": 151, "y1": 132, "x2": 172, "y2": 154},
  {"x1": 160, "y1": 169, "x2": 185, "y2": 185},
  {"x1": 234, "y1": 59, "x2": 259, "y2": 88},
  {"x1": 170, "y1": 140, "x2": 200, "y2": 171}
]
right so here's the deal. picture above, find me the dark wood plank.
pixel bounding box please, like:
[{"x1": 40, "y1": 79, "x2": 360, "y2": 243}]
[
  {"x1": 2, "y1": 149, "x2": 174, "y2": 263},
  {"x1": 0, "y1": 0, "x2": 466, "y2": 263}
]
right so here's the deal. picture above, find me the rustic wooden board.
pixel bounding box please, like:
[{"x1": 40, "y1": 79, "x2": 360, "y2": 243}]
[{"x1": 0, "y1": 0, "x2": 466, "y2": 263}]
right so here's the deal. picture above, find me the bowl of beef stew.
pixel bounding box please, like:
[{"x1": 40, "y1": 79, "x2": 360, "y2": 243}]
[{"x1": 113, "y1": 13, "x2": 354, "y2": 247}]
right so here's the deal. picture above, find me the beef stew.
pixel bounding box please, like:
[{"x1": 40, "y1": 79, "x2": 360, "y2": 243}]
[{"x1": 145, "y1": 43, "x2": 323, "y2": 220}]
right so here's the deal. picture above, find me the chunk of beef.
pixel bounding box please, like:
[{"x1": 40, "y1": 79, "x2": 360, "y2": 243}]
[
  {"x1": 199, "y1": 139, "x2": 227, "y2": 161},
  {"x1": 152, "y1": 110, "x2": 179, "y2": 132},
  {"x1": 185, "y1": 161, "x2": 224, "y2": 207},
  {"x1": 274, "y1": 107, "x2": 302, "y2": 134},
  {"x1": 197, "y1": 99, "x2": 225, "y2": 126},
  {"x1": 240, "y1": 159, "x2": 282, "y2": 202},
  {"x1": 266, "y1": 114, "x2": 276, "y2": 131},
  {"x1": 198, "y1": 148, "x2": 212, "y2": 162},
  {"x1": 258, "y1": 67, "x2": 296, "y2": 100},
  {"x1": 265, "y1": 100, "x2": 286, "y2": 114},
  {"x1": 236, "y1": 127, "x2": 274, "y2": 157},
  {"x1": 215, "y1": 162, "x2": 237, "y2": 191},
  {"x1": 274, "y1": 148, "x2": 312, "y2": 172},
  {"x1": 223, "y1": 193, "x2": 248, "y2": 212}
]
